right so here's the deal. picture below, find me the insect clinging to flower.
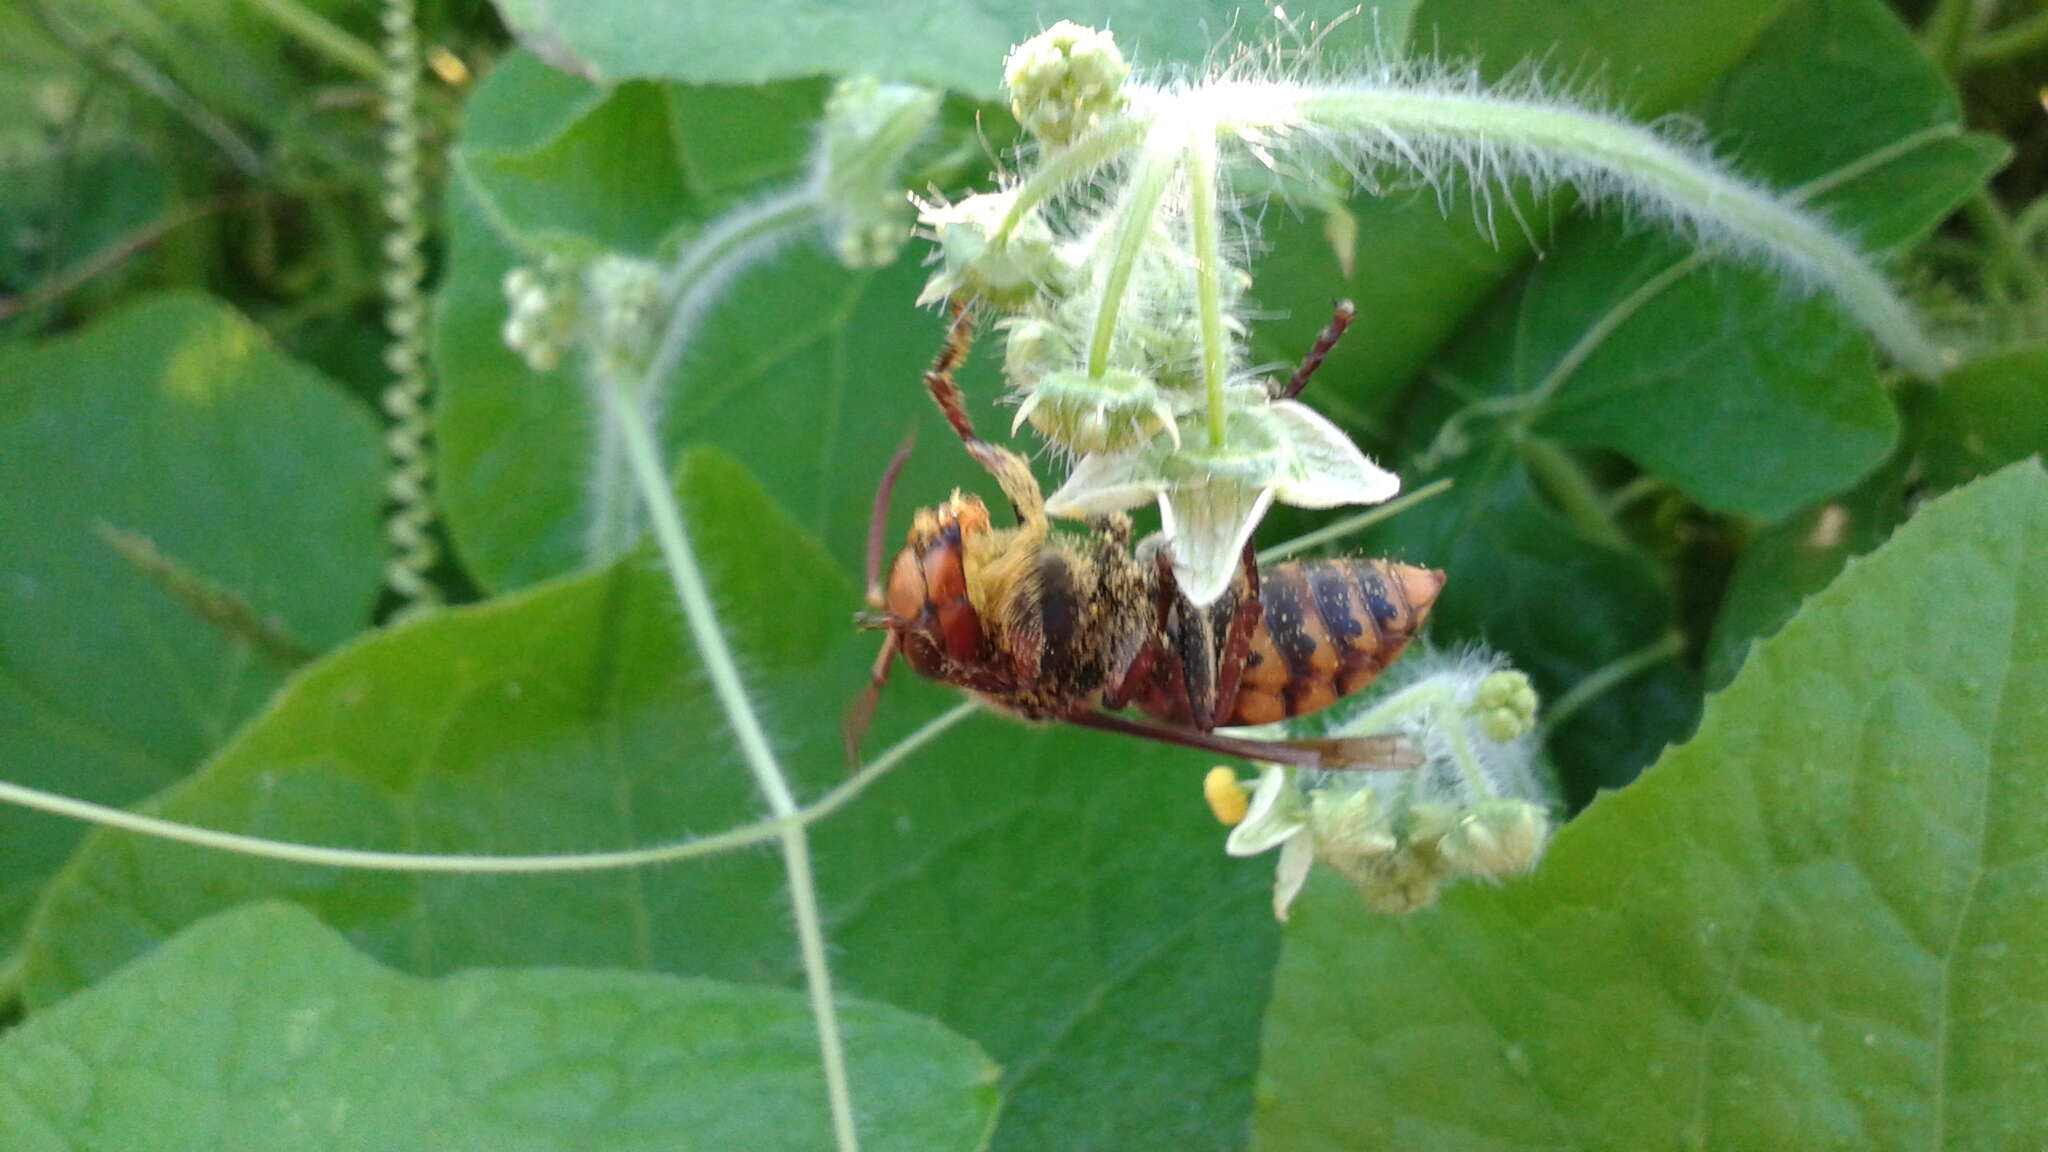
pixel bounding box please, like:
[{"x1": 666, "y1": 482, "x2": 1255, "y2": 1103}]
[{"x1": 843, "y1": 302, "x2": 1445, "y2": 771}]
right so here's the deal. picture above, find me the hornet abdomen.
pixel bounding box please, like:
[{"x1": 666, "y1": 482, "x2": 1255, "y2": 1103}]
[{"x1": 1227, "y1": 559, "x2": 1445, "y2": 726}]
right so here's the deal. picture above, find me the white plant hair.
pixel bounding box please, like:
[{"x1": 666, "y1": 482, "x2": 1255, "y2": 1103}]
[{"x1": 1002, "y1": 37, "x2": 1938, "y2": 381}]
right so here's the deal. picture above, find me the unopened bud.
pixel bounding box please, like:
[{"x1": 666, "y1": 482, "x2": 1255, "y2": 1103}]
[
  {"x1": 1472, "y1": 670, "x2": 1539, "y2": 742},
  {"x1": 818, "y1": 76, "x2": 941, "y2": 268},
  {"x1": 1437, "y1": 800, "x2": 1549, "y2": 879},
  {"x1": 1003, "y1": 22, "x2": 1129, "y2": 146}
]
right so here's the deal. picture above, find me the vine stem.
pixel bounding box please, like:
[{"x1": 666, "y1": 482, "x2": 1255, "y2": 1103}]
[
  {"x1": 603, "y1": 365, "x2": 860, "y2": 1152},
  {"x1": 641, "y1": 189, "x2": 822, "y2": 401},
  {"x1": 1086, "y1": 137, "x2": 1177, "y2": 378},
  {"x1": 0, "y1": 703, "x2": 975, "y2": 874},
  {"x1": 1257, "y1": 84, "x2": 1942, "y2": 376},
  {"x1": 583, "y1": 188, "x2": 818, "y2": 566},
  {"x1": 1185, "y1": 126, "x2": 1229, "y2": 447},
  {"x1": 994, "y1": 118, "x2": 1147, "y2": 243},
  {"x1": 242, "y1": 0, "x2": 384, "y2": 80},
  {"x1": 1962, "y1": 8, "x2": 2048, "y2": 67}
]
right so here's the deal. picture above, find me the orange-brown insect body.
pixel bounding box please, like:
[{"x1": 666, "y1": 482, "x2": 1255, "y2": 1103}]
[
  {"x1": 846, "y1": 299, "x2": 1443, "y2": 771},
  {"x1": 1127, "y1": 558, "x2": 1446, "y2": 728},
  {"x1": 876, "y1": 490, "x2": 1444, "y2": 732}
]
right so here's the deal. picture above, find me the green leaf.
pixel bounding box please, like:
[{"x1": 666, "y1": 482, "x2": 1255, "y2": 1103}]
[
  {"x1": 0, "y1": 292, "x2": 384, "y2": 949},
  {"x1": 1704, "y1": 454, "x2": 1908, "y2": 689},
  {"x1": 1705, "y1": 341, "x2": 2048, "y2": 690},
  {"x1": 485, "y1": 0, "x2": 1402, "y2": 97},
  {"x1": 1433, "y1": 0, "x2": 2007, "y2": 521},
  {"x1": 1254, "y1": 460, "x2": 2048, "y2": 1151},
  {"x1": 1, "y1": 902, "x2": 997, "y2": 1151},
  {"x1": 1915, "y1": 342, "x2": 2048, "y2": 492},
  {"x1": 26, "y1": 449, "x2": 1284, "y2": 1152},
  {"x1": 0, "y1": 146, "x2": 169, "y2": 310}
]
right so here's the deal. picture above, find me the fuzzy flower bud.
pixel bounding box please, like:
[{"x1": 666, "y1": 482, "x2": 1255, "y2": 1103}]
[
  {"x1": 1436, "y1": 800, "x2": 1550, "y2": 879},
  {"x1": 1216, "y1": 649, "x2": 1557, "y2": 918},
  {"x1": 1003, "y1": 22, "x2": 1129, "y2": 147},
  {"x1": 1472, "y1": 670, "x2": 1539, "y2": 742},
  {"x1": 1305, "y1": 786, "x2": 1399, "y2": 881},
  {"x1": 916, "y1": 191, "x2": 1069, "y2": 308},
  {"x1": 501, "y1": 258, "x2": 581, "y2": 373},
  {"x1": 817, "y1": 76, "x2": 942, "y2": 268},
  {"x1": 582, "y1": 254, "x2": 663, "y2": 379}
]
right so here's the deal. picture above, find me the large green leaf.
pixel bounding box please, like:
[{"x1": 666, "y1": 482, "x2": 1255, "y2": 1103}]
[
  {"x1": 1706, "y1": 341, "x2": 2047, "y2": 690},
  {"x1": 25, "y1": 449, "x2": 1284, "y2": 1152},
  {"x1": 0, "y1": 292, "x2": 384, "y2": 948},
  {"x1": 1253, "y1": 460, "x2": 2048, "y2": 1151},
  {"x1": 1430, "y1": 0, "x2": 2005, "y2": 521},
  {"x1": 486, "y1": 0, "x2": 1408, "y2": 97},
  {"x1": 1, "y1": 902, "x2": 997, "y2": 1151}
]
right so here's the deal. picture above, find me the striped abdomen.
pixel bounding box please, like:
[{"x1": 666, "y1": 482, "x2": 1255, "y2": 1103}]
[{"x1": 1226, "y1": 559, "x2": 1445, "y2": 726}]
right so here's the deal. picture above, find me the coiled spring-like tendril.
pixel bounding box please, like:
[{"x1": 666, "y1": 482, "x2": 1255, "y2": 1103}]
[{"x1": 378, "y1": 0, "x2": 440, "y2": 618}]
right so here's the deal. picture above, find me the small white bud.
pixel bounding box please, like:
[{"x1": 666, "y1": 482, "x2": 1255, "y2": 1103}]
[
  {"x1": 500, "y1": 259, "x2": 581, "y2": 374},
  {"x1": 1003, "y1": 22, "x2": 1129, "y2": 146}
]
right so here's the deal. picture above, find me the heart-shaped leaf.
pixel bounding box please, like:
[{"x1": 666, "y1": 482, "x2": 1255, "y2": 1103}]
[
  {"x1": 0, "y1": 292, "x2": 384, "y2": 948},
  {"x1": 1, "y1": 902, "x2": 998, "y2": 1151},
  {"x1": 1253, "y1": 460, "x2": 2048, "y2": 1151}
]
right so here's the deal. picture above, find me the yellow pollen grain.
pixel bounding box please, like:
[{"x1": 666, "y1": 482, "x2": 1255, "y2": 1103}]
[{"x1": 1204, "y1": 766, "x2": 1249, "y2": 826}]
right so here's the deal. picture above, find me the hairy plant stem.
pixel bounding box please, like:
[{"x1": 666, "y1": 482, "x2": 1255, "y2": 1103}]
[
  {"x1": 1277, "y1": 88, "x2": 1942, "y2": 376},
  {"x1": 994, "y1": 118, "x2": 1147, "y2": 243},
  {"x1": 603, "y1": 367, "x2": 859, "y2": 1152},
  {"x1": 1086, "y1": 139, "x2": 1177, "y2": 379},
  {"x1": 1333, "y1": 678, "x2": 1454, "y2": 740},
  {"x1": 640, "y1": 189, "x2": 822, "y2": 406},
  {"x1": 1185, "y1": 128, "x2": 1230, "y2": 447},
  {"x1": 0, "y1": 703, "x2": 975, "y2": 874},
  {"x1": 583, "y1": 187, "x2": 819, "y2": 563}
]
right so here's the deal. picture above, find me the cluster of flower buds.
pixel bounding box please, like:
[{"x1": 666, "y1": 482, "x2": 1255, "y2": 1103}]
[
  {"x1": 915, "y1": 23, "x2": 1403, "y2": 606},
  {"x1": 500, "y1": 256, "x2": 582, "y2": 373},
  {"x1": 1205, "y1": 650, "x2": 1552, "y2": 918},
  {"x1": 500, "y1": 253, "x2": 665, "y2": 380},
  {"x1": 816, "y1": 76, "x2": 942, "y2": 269}
]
